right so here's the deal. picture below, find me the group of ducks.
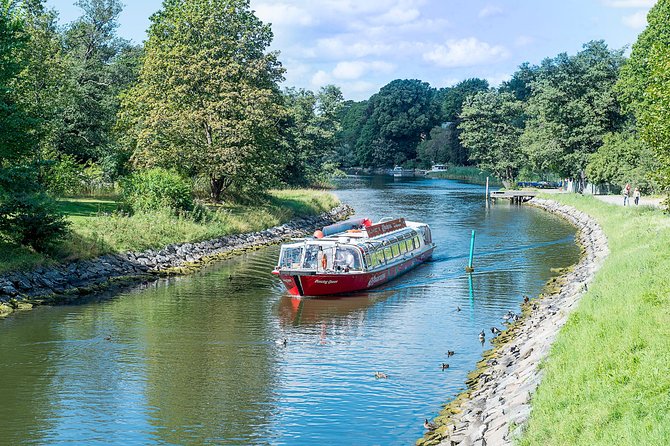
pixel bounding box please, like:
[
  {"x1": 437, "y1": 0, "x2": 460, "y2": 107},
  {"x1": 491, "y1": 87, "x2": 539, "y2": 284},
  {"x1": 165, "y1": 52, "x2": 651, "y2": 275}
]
[{"x1": 375, "y1": 349, "x2": 456, "y2": 381}]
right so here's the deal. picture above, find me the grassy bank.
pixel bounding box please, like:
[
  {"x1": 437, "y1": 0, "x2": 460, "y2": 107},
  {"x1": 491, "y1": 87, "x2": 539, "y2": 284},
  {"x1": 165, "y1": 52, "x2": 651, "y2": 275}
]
[
  {"x1": 519, "y1": 194, "x2": 670, "y2": 445},
  {"x1": 426, "y1": 166, "x2": 501, "y2": 186},
  {"x1": 0, "y1": 189, "x2": 338, "y2": 274}
]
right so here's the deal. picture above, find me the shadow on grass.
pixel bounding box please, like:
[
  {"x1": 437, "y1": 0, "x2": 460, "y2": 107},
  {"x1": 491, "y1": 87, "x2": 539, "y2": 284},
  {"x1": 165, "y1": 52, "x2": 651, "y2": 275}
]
[
  {"x1": 56, "y1": 198, "x2": 120, "y2": 218},
  {"x1": 0, "y1": 240, "x2": 47, "y2": 274}
]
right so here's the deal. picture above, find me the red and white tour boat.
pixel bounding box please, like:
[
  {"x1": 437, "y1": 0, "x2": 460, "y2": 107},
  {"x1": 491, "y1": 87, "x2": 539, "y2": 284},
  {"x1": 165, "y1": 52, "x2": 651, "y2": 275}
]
[{"x1": 272, "y1": 217, "x2": 435, "y2": 297}]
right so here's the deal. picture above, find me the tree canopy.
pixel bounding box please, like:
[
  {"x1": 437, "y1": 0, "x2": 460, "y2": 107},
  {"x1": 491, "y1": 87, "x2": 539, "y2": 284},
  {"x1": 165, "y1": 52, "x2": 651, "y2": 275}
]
[
  {"x1": 520, "y1": 41, "x2": 625, "y2": 182},
  {"x1": 355, "y1": 79, "x2": 440, "y2": 167},
  {"x1": 618, "y1": 0, "x2": 670, "y2": 191},
  {"x1": 121, "y1": 0, "x2": 285, "y2": 200},
  {"x1": 459, "y1": 90, "x2": 525, "y2": 182}
]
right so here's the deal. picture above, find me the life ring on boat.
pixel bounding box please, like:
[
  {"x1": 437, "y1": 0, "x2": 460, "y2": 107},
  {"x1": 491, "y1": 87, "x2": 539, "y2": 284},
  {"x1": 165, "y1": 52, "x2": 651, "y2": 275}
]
[{"x1": 321, "y1": 254, "x2": 327, "y2": 269}]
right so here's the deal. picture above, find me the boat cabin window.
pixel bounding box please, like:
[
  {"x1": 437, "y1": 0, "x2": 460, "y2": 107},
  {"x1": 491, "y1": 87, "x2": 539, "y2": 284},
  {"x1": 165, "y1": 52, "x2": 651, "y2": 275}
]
[
  {"x1": 399, "y1": 240, "x2": 407, "y2": 254},
  {"x1": 280, "y1": 246, "x2": 303, "y2": 269},
  {"x1": 391, "y1": 243, "x2": 400, "y2": 257},
  {"x1": 334, "y1": 246, "x2": 362, "y2": 271},
  {"x1": 383, "y1": 246, "x2": 392, "y2": 261},
  {"x1": 373, "y1": 250, "x2": 385, "y2": 267},
  {"x1": 302, "y1": 245, "x2": 321, "y2": 269}
]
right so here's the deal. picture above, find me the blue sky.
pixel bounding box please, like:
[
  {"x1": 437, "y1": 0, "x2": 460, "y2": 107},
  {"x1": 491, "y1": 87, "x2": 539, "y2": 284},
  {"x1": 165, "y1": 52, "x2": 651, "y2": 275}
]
[{"x1": 46, "y1": 0, "x2": 656, "y2": 100}]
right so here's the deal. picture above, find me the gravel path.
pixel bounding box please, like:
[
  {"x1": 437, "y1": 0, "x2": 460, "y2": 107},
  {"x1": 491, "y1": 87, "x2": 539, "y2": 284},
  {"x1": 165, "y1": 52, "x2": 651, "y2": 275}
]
[{"x1": 592, "y1": 194, "x2": 663, "y2": 208}]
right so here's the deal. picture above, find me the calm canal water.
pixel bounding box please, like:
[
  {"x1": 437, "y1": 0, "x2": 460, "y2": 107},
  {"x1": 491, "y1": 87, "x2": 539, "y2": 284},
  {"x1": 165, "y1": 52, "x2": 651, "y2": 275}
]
[{"x1": 0, "y1": 176, "x2": 579, "y2": 445}]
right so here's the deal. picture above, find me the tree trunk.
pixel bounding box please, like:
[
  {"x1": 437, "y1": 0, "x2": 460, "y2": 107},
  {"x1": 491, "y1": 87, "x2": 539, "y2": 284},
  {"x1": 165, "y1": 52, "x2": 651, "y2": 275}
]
[{"x1": 210, "y1": 176, "x2": 232, "y2": 202}]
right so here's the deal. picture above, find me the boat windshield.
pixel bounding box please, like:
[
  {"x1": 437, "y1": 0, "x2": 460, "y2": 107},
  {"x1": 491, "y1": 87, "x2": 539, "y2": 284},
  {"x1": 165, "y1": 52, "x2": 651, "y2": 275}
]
[
  {"x1": 280, "y1": 246, "x2": 303, "y2": 269},
  {"x1": 302, "y1": 245, "x2": 321, "y2": 269},
  {"x1": 334, "y1": 246, "x2": 362, "y2": 271}
]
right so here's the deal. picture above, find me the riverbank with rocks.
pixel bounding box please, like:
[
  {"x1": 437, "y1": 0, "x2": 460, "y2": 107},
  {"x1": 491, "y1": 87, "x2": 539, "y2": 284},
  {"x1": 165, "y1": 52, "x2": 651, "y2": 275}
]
[
  {"x1": 0, "y1": 204, "x2": 354, "y2": 318},
  {"x1": 418, "y1": 198, "x2": 609, "y2": 446}
]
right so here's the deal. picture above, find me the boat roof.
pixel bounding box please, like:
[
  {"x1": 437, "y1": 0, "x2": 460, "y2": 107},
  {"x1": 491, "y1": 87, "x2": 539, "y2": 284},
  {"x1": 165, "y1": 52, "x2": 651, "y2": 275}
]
[{"x1": 283, "y1": 220, "x2": 427, "y2": 248}]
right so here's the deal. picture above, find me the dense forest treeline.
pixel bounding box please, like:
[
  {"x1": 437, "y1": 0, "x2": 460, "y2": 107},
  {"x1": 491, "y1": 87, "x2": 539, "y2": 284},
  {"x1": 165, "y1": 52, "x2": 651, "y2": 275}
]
[{"x1": 1, "y1": 0, "x2": 669, "y2": 254}]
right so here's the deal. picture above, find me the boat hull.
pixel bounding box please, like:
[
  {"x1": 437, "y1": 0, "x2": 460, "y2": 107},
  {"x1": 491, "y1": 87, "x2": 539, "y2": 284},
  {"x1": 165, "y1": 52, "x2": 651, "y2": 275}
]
[{"x1": 275, "y1": 248, "x2": 434, "y2": 297}]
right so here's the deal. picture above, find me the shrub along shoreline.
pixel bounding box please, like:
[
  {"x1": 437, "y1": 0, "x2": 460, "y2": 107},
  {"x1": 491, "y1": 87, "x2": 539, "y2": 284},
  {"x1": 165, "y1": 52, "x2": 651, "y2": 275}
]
[
  {"x1": 0, "y1": 189, "x2": 339, "y2": 274},
  {"x1": 0, "y1": 196, "x2": 353, "y2": 318}
]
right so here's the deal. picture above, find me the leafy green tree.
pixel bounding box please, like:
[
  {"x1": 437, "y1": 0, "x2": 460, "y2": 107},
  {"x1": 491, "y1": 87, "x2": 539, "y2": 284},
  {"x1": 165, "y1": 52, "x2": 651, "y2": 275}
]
[
  {"x1": 60, "y1": 0, "x2": 140, "y2": 169},
  {"x1": 429, "y1": 78, "x2": 489, "y2": 168},
  {"x1": 12, "y1": 1, "x2": 75, "y2": 182},
  {"x1": 281, "y1": 85, "x2": 344, "y2": 186},
  {"x1": 618, "y1": 0, "x2": 670, "y2": 192},
  {"x1": 121, "y1": 0, "x2": 285, "y2": 201},
  {"x1": 616, "y1": 0, "x2": 670, "y2": 117},
  {"x1": 500, "y1": 62, "x2": 539, "y2": 101},
  {"x1": 586, "y1": 131, "x2": 658, "y2": 191},
  {"x1": 639, "y1": 41, "x2": 670, "y2": 190},
  {"x1": 0, "y1": 1, "x2": 69, "y2": 252},
  {"x1": 356, "y1": 79, "x2": 440, "y2": 167},
  {"x1": 459, "y1": 90, "x2": 525, "y2": 183},
  {"x1": 416, "y1": 125, "x2": 454, "y2": 167},
  {"x1": 437, "y1": 78, "x2": 489, "y2": 122},
  {"x1": 334, "y1": 100, "x2": 367, "y2": 167},
  {"x1": 0, "y1": 0, "x2": 33, "y2": 165},
  {"x1": 521, "y1": 41, "x2": 626, "y2": 186}
]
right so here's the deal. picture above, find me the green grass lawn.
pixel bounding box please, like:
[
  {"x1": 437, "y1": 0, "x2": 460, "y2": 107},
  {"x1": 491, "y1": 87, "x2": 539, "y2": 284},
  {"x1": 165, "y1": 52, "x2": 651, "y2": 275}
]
[
  {"x1": 519, "y1": 194, "x2": 670, "y2": 445},
  {"x1": 0, "y1": 189, "x2": 339, "y2": 274}
]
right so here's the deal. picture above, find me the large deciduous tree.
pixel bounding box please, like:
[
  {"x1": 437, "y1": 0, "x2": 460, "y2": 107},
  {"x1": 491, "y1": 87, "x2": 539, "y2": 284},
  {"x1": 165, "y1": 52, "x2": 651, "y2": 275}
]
[
  {"x1": 586, "y1": 131, "x2": 658, "y2": 191},
  {"x1": 355, "y1": 79, "x2": 440, "y2": 167},
  {"x1": 459, "y1": 90, "x2": 525, "y2": 183},
  {"x1": 334, "y1": 100, "x2": 367, "y2": 168},
  {"x1": 61, "y1": 0, "x2": 137, "y2": 166},
  {"x1": 121, "y1": 0, "x2": 285, "y2": 201},
  {"x1": 12, "y1": 0, "x2": 73, "y2": 177},
  {"x1": 521, "y1": 41, "x2": 625, "y2": 186},
  {"x1": 0, "y1": 0, "x2": 33, "y2": 165},
  {"x1": 617, "y1": 0, "x2": 670, "y2": 191},
  {"x1": 281, "y1": 85, "x2": 344, "y2": 186}
]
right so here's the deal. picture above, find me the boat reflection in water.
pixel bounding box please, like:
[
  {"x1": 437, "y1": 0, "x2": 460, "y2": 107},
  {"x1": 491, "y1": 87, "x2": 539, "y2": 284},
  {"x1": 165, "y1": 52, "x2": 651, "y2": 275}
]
[{"x1": 277, "y1": 289, "x2": 400, "y2": 327}]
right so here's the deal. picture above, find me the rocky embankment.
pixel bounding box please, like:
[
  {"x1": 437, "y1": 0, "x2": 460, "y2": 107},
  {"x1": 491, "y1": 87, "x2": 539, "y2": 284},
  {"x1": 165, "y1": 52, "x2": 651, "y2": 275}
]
[
  {"x1": 0, "y1": 204, "x2": 354, "y2": 316},
  {"x1": 419, "y1": 198, "x2": 609, "y2": 446}
]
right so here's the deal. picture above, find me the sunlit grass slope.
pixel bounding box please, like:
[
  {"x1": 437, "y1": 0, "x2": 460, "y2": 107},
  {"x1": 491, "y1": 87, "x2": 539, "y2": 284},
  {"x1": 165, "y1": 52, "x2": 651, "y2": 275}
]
[
  {"x1": 0, "y1": 189, "x2": 338, "y2": 274},
  {"x1": 519, "y1": 194, "x2": 670, "y2": 445}
]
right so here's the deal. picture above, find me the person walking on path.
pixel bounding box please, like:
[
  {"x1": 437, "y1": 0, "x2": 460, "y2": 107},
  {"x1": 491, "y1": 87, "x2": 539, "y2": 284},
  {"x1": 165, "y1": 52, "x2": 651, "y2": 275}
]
[
  {"x1": 623, "y1": 183, "x2": 631, "y2": 206},
  {"x1": 634, "y1": 187, "x2": 641, "y2": 205}
]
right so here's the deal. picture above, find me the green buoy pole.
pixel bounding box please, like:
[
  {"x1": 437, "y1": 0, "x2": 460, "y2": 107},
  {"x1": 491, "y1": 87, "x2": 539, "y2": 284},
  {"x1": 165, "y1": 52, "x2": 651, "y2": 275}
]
[{"x1": 465, "y1": 230, "x2": 475, "y2": 272}]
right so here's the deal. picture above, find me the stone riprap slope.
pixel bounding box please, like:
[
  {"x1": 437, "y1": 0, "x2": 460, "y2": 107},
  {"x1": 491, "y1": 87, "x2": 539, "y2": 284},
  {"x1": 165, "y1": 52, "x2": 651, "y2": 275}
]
[
  {"x1": 418, "y1": 198, "x2": 609, "y2": 446},
  {"x1": 0, "y1": 204, "x2": 354, "y2": 314}
]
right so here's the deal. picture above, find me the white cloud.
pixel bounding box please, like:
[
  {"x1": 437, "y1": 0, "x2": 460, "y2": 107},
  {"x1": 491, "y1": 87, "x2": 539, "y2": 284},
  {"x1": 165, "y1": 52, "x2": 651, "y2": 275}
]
[
  {"x1": 311, "y1": 70, "x2": 333, "y2": 87},
  {"x1": 254, "y1": 3, "x2": 315, "y2": 27},
  {"x1": 332, "y1": 61, "x2": 395, "y2": 80},
  {"x1": 622, "y1": 10, "x2": 648, "y2": 28},
  {"x1": 486, "y1": 73, "x2": 511, "y2": 87},
  {"x1": 602, "y1": 0, "x2": 655, "y2": 7},
  {"x1": 423, "y1": 38, "x2": 510, "y2": 68},
  {"x1": 374, "y1": 7, "x2": 421, "y2": 25},
  {"x1": 515, "y1": 35, "x2": 534, "y2": 46},
  {"x1": 315, "y1": 37, "x2": 394, "y2": 59},
  {"x1": 479, "y1": 5, "x2": 503, "y2": 18}
]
